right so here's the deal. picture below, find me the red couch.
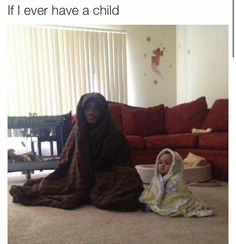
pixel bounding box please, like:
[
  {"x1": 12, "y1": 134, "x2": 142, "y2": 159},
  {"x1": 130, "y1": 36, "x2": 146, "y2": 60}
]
[{"x1": 108, "y1": 97, "x2": 228, "y2": 181}]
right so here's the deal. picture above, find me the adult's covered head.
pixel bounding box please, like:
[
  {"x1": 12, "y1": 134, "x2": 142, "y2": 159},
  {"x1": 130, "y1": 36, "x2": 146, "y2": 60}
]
[
  {"x1": 76, "y1": 93, "x2": 110, "y2": 129},
  {"x1": 75, "y1": 92, "x2": 131, "y2": 170}
]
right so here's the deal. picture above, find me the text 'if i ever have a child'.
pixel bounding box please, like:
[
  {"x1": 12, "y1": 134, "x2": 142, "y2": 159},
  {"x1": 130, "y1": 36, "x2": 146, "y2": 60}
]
[{"x1": 7, "y1": 5, "x2": 120, "y2": 16}]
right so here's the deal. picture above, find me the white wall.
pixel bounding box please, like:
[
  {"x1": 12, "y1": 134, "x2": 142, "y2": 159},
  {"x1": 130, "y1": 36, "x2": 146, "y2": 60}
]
[
  {"x1": 125, "y1": 25, "x2": 176, "y2": 107},
  {"x1": 176, "y1": 25, "x2": 228, "y2": 107}
]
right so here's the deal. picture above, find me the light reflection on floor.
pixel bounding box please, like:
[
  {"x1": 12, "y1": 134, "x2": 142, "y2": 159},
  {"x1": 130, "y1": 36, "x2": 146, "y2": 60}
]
[{"x1": 8, "y1": 170, "x2": 54, "y2": 183}]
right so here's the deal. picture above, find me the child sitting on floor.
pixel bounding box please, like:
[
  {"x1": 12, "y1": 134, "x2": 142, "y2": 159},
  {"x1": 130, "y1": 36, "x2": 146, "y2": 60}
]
[{"x1": 139, "y1": 148, "x2": 214, "y2": 217}]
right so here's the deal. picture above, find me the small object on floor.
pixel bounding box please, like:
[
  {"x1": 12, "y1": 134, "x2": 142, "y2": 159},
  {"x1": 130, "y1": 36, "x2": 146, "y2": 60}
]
[
  {"x1": 183, "y1": 152, "x2": 208, "y2": 167},
  {"x1": 183, "y1": 153, "x2": 212, "y2": 184}
]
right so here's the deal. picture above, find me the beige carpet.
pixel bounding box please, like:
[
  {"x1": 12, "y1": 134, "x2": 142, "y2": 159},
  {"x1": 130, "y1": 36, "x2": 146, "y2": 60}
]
[{"x1": 8, "y1": 173, "x2": 228, "y2": 244}]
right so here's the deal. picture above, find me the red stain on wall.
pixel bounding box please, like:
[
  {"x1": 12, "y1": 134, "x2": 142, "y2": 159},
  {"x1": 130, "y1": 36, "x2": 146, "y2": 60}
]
[
  {"x1": 152, "y1": 48, "x2": 164, "y2": 66},
  {"x1": 151, "y1": 47, "x2": 164, "y2": 76}
]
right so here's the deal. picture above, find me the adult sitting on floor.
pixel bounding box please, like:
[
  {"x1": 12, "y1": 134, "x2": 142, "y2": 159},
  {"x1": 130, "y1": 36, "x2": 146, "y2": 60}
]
[{"x1": 10, "y1": 93, "x2": 144, "y2": 211}]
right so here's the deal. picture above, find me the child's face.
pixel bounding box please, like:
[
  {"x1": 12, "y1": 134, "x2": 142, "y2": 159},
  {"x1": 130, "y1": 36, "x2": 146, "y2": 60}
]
[{"x1": 158, "y1": 153, "x2": 173, "y2": 175}]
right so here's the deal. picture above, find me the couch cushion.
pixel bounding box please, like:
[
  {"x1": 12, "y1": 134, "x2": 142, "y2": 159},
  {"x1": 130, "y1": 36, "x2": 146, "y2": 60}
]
[
  {"x1": 126, "y1": 135, "x2": 145, "y2": 149},
  {"x1": 201, "y1": 99, "x2": 228, "y2": 132},
  {"x1": 144, "y1": 133, "x2": 198, "y2": 149},
  {"x1": 121, "y1": 104, "x2": 165, "y2": 136},
  {"x1": 108, "y1": 103, "x2": 122, "y2": 129},
  {"x1": 165, "y1": 97, "x2": 208, "y2": 134},
  {"x1": 198, "y1": 133, "x2": 228, "y2": 150}
]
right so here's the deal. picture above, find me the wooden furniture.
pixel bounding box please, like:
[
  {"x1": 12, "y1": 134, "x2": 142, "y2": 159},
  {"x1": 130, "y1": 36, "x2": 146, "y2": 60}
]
[
  {"x1": 37, "y1": 135, "x2": 57, "y2": 157},
  {"x1": 8, "y1": 113, "x2": 72, "y2": 178},
  {"x1": 8, "y1": 113, "x2": 72, "y2": 156},
  {"x1": 8, "y1": 160, "x2": 58, "y2": 179}
]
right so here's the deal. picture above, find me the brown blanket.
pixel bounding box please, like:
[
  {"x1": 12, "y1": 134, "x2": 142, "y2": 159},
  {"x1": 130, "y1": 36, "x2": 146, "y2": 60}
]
[{"x1": 9, "y1": 93, "x2": 144, "y2": 211}]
